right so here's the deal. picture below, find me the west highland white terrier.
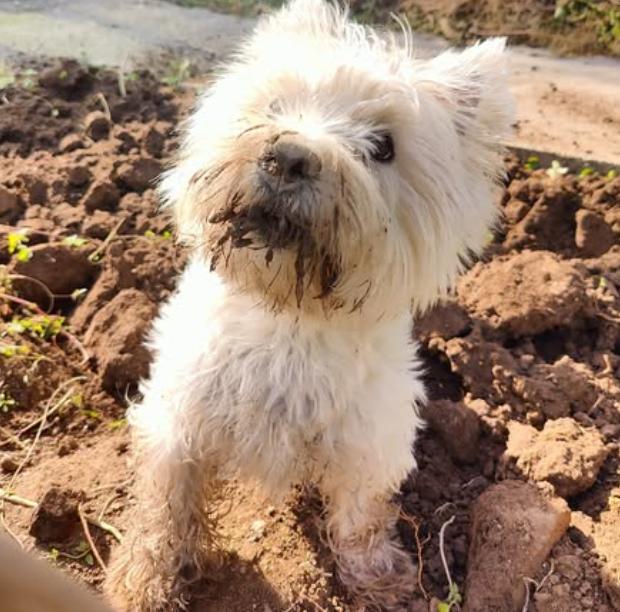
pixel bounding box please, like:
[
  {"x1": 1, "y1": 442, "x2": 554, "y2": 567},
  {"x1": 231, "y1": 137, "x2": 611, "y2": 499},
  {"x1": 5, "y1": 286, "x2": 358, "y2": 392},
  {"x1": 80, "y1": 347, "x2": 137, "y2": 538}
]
[{"x1": 105, "y1": 1, "x2": 512, "y2": 609}]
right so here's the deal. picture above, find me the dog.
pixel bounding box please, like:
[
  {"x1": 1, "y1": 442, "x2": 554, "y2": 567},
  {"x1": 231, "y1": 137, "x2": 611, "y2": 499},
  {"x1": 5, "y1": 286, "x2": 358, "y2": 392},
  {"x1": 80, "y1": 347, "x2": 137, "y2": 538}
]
[{"x1": 104, "y1": 1, "x2": 512, "y2": 609}]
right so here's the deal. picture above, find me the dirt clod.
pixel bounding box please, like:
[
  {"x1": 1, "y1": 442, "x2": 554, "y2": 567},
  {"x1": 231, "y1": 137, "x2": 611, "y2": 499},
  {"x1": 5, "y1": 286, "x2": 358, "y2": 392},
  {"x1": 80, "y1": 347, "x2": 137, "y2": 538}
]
[
  {"x1": 575, "y1": 209, "x2": 616, "y2": 257},
  {"x1": 9, "y1": 243, "x2": 97, "y2": 305},
  {"x1": 84, "y1": 288, "x2": 157, "y2": 394},
  {"x1": 458, "y1": 251, "x2": 588, "y2": 337},
  {"x1": 29, "y1": 487, "x2": 85, "y2": 544},
  {"x1": 505, "y1": 418, "x2": 609, "y2": 497},
  {"x1": 422, "y1": 399, "x2": 480, "y2": 463},
  {"x1": 84, "y1": 111, "x2": 111, "y2": 142}
]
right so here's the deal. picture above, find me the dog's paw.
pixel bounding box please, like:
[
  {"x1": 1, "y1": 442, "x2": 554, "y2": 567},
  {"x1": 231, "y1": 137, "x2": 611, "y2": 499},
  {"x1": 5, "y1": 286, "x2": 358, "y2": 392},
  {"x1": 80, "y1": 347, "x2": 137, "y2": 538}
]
[
  {"x1": 336, "y1": 535, "x2": 416, "y2": 611},
  {"x1": 104, "y1": 546, "x2": 195, "y2": 612}
]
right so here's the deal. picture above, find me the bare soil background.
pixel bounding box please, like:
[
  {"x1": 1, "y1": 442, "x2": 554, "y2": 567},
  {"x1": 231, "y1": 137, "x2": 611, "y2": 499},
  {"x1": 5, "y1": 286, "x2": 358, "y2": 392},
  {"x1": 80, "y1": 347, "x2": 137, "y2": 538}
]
[{"x1": 0, "y1": 61, "x2": 619, "y2": 611}]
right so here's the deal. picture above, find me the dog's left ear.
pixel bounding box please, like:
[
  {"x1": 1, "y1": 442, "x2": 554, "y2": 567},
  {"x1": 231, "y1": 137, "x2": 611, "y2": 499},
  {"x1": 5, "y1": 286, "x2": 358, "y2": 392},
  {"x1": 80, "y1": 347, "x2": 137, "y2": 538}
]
[{"x1": 413, "y1": 38, "x2": 513, "y2": 146}]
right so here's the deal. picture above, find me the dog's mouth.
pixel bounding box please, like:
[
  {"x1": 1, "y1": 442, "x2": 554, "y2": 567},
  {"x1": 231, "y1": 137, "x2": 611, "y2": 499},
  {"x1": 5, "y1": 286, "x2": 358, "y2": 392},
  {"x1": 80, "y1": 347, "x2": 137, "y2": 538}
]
[{"x1": 207, "y1": 197, "x2": 340, "y2": 305}]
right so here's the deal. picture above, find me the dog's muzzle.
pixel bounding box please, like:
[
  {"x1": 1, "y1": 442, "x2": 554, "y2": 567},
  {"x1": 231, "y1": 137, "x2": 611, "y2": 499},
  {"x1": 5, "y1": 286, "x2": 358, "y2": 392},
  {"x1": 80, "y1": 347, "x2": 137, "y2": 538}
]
[{"x1": 258, "y1": 136, "x2": 322, "y2": 188}]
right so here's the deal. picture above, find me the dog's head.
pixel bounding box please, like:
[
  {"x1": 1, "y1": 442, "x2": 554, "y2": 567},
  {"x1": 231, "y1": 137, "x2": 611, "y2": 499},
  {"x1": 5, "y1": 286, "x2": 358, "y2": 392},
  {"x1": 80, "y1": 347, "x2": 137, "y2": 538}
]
[{"x1": 162, "y1": 0, "x2": 513, "y2": 317}]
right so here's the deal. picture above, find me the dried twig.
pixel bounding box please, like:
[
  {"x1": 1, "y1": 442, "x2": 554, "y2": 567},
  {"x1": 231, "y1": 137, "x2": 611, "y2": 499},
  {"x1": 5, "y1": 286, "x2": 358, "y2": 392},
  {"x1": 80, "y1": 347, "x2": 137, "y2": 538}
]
[
  {"x1": 522, "y1": 561, "x2": 554, "y2": 612},
  {"x1": 399, "y1": 511, "x2": 431, "y2": 601},
  {"x1": 95, "y1": 92, "x2": 112, "y2": 121},
  {"x1": 88, "y1": 217, "x2": 126, "y2": 263},
  {"x1": 77, "y1": 503, "x2": 107, "y2": 571}
]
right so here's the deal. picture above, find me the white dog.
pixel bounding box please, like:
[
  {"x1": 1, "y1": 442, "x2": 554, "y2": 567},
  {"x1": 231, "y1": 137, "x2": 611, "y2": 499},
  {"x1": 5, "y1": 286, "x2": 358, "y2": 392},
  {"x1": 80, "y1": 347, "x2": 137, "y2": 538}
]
[{"x1": 105, "y1": 1, "x2": 512, "y2": 609}]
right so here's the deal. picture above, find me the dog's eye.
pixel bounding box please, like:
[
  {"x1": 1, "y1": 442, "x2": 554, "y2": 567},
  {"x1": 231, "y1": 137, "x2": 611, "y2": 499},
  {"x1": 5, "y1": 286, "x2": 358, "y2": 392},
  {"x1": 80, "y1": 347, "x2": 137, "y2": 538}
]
[{"x1": 370, "y1": 132, "x2": 395, "y2": 163}]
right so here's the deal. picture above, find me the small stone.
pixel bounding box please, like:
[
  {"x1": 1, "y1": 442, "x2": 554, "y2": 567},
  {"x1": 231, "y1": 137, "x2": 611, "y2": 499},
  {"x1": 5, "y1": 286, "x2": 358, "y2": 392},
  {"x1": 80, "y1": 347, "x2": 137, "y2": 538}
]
[
  {"x1": 250, "y1": 519, "x2": 266, "y2": 541},
  {"x1": 84, "y1": 111, "x2": 111, "y2": 141},
  {"x1": 575, "y1": 209, "x2": 615, "y2": 257}
]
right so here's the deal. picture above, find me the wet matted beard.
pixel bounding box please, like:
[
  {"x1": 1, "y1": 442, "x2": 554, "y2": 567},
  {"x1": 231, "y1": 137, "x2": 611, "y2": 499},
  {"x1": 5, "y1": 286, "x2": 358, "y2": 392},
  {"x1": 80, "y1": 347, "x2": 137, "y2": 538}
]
[{"x1": 198, "y1": 163, "x2": 342, "y2": 308}]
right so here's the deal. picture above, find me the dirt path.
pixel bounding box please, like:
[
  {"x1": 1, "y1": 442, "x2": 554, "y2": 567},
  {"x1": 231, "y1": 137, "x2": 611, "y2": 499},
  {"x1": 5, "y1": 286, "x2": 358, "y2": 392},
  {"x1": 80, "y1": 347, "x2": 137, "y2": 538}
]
[{"x1": 1, "y1": 0, "x2": 619, "y2": 165}]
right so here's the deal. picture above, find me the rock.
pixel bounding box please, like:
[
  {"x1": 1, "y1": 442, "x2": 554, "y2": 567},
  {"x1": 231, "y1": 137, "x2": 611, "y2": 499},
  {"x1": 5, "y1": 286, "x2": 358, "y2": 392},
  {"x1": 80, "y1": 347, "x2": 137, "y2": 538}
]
[
  {"x1": 458, "y1": 251, "x2": 587, "y2": 337},
  {"x1": 464, "y1": 480, "x2": 570, "y2": 612},
  {"x1": 0, "y1": 186, "x2": 21, "y2": 223},
  {"x1": 505, "y1": 418, "x2": 608, "y2": 497},
  {"x1": 414, "y1": 300, "x2": 471, "y2": 343},
  {"x1": 29, "y1": 487, "x2": 85, "y2": 543},
  {"x1": 9, "y1": 243, "x2": 97, "y2": 306},
  {"x1": 84, "y1": 111, "x2": 111, "y2": 142},
  {"x1": 575, "y1": 209, "x2": 615, "y2": 257},
  {"x1": 84, "y1": 288, "x2": 157, "y2": 393},
  {"x1": 83, "y1": 181, "x2": 120, "y2": 212},
  {"x1": 67, "y1": 165, "x2": 93, "y2": 188},
  {"x1": 115, "y1": 158, "x2": 162, "y2": 193},
  {"x1": 423, "y1": 399, "x2": 480, "y2": 463}
]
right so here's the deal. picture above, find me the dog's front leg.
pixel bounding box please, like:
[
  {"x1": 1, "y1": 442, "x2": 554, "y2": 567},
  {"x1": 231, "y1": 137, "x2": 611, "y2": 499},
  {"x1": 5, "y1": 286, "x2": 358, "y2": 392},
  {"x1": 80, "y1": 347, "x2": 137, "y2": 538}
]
[
  {"x1": 320, "y1": 407, "x2": 419, "y2": 611},
  {"x1": 105, "y1": 397, "x2": 218, "y2": 612}
]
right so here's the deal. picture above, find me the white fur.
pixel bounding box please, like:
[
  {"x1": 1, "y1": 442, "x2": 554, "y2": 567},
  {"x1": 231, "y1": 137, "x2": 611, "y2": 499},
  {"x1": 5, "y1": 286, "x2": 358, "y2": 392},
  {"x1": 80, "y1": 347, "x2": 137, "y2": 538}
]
[{"x1": 106, "y1": 1, "x2": 513, "y2": 609}]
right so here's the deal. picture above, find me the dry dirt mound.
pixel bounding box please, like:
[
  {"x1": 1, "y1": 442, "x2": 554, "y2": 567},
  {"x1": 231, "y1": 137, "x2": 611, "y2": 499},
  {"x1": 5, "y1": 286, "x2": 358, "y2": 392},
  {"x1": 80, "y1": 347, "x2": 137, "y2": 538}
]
[{"x1": 0, "y1": 59, "x2": 619, "y2": 612}]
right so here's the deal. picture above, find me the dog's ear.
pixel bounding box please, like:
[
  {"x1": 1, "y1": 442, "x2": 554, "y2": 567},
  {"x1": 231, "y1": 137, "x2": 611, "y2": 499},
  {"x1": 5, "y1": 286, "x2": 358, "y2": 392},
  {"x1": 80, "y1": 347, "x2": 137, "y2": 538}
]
[{"x1": 413, "y1": 38, "x2": 514, "y2": 146}]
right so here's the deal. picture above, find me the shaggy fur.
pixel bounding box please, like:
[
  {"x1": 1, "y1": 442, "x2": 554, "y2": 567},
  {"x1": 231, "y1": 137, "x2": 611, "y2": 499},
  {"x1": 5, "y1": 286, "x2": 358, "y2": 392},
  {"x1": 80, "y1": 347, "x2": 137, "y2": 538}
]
[{"x1": 105, "y1": 1, "x2": 513, "y2": 609}]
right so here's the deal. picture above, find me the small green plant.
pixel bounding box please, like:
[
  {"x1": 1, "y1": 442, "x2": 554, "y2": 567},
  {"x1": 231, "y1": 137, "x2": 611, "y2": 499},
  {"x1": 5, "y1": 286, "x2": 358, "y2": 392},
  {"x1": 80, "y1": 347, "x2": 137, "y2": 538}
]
[
  {"x1": 546, "y1": 159, "x2": 569, "y2": 179},
  {"x1": 144, "y1": 229, "x2": 173, "y2": 240},
  {"x1": 524, "y1": 155, "x2": 540, "y2": 171},
  {"x1": 7, "y1": 230, "x2": 33, "y2": 262},
  {"x1": 7, "y1": 315, "x2": 65, "y2": 340},
  {"x1": 579, "y1": 166, "x2": 595, "y2": 177},
  {"x1": 108, "y1": 418, "x2": 127, "y2": 430},
  {"x1": 162, "y1": 58, "x2": 191, "y2": 89},
  {"x1": 606, "y1": 169, "x2": 618, "y2": 179},
  {"x1": 0, "y1": 391, "x2": 16, "y2": 413},
  {"x1": 62, "y1": 234, "x2": 88, "y2": 248},
  {"x1": 437, "y1": 583, "x2": 462, "y2": 611},
  {"x1": 0, "y1": 343, "x2": 30, "y2": 357}
]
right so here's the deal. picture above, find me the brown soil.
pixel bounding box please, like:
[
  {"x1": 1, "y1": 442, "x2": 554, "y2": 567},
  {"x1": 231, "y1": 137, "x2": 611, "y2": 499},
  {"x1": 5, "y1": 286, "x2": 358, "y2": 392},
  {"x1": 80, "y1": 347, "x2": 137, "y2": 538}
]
[{"x1": 1, "y1": 59, "x2": 619, "y2": 612}]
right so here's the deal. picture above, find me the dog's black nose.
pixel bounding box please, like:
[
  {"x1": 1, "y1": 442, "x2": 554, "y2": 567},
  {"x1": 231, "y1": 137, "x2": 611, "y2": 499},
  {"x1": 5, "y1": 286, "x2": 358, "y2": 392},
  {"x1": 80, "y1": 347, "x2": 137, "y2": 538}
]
[{"x1": 259, "y1": 139, "x2": 322, "y2": 184}]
